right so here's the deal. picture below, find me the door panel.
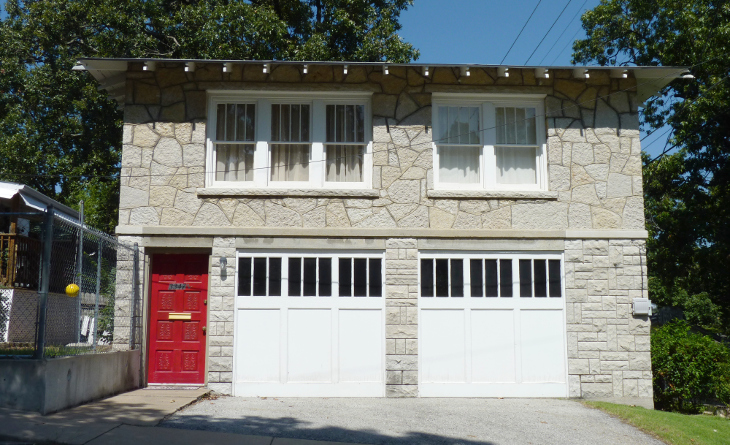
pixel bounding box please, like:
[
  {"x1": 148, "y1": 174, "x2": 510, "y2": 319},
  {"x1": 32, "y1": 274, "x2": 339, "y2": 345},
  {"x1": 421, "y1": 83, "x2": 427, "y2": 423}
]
[{"x1": 148, "y1": 254, "x2": 209, "y2": 384}]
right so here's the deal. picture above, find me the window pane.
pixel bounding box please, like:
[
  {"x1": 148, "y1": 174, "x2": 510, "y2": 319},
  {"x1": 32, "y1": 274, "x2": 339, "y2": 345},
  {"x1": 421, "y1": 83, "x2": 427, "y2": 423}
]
[
  {"x1": 303, "y1": 258, "x2": 316, "y2": 296},
  {"x1": 421, "y1": 259, "x2": 434, "y2": 297},
  {"x1": 451, "y1": 259, "x2": 463, "y2": 297},
  {"x1": 519, "y1": 259, "x2": 532, "y2": 298},
  {"x1": 326, "y1": 145, "x2": 363, "y2": 182},
  {"x1": 435, "y1": 259, "x2": 449, "y2": 297},
  {"x1": 326, "y1": 105, "x2": 335, "y2": 142},
  {"x1": 356, "y1": 105, "x2": 365, "y2": 142},
  {"x1": 549, "y1": 259, "x2": 562, "y2": 298},
  {"x1": 369, "y1": 258, "x2": 382, "y2": 297},
  {"x1": 246, "y1": 104, "x2": 256, "y2": 141},
  {"x1": 271, "y1": 144, "x2": 310, "y2": 181},
  {"x1": 486, "y1": 259, "x2": 498, "y2": 297},
  {"x1": 439, "y1": 106, "x2": 479, "y2": 144},
  {"x1": 318, "y1": 258, "x2": 332, "y2": 297},
  {"x1": 216, "y1": 144, "x2": 254, "y2": 182},
  {"x1": 288, "y1": 257, "x2": 301, "y2": 296},
  {"x1": 300, "y1": 105, "x2": 310, "y2": 141},
  {"x1": 291, "y1": 104, "x2": 300, "y2": 142},
  {"x1": 235, "y1": 104, "x2": 249, "y2": 141},
  {"x1": 534, "y1": 259, "x2": 547, "y2": 297},
  {"x1": 253, "y1": 257, "x2": 267, "y2": 296},
  {"x1": 515, "y1": 107, "x2": 526, "y2": 144},
  {"x1": 353, "y1": 258, "x2": 367, "y2": 297},
  {"x1": 500, "y1": 259, "x2": 512, "y2": 297},
  {"x1": 495, "y1": 107, "x2": 505, "y2": 144},
  {"x1": 216, "y1": 104, "x2": 226, "y2": 140},
  {"x1": 280, "y1": 104, "x2": 290, "y2": 142},
  {"x1": 238, "y1": 257, "x2": 251, "y2": 296},
  {"x1": 438, "y1": 145, "x2": 480, "y2": 183},
  {"x1": 269, "y1": 258, "x2": 281, "y2": 296},
  {"x1": 339, "y1": 258, "x2": 351, "y2": 297},
  {"x1": 496, "y1": 146, "x2": 536, "y2": 184},
  {"x1": 226, "y1": 104, "x2": 236, "y2": 141},
  {"x1": 470, "y1": 259, "x2": 483, "y2": 297},
  {"x1": 525, "y1": 108, "x2": 537, "y2": 145},
  {"x1": 271, "y1": 104, "x2": 280, "y2": 140}
]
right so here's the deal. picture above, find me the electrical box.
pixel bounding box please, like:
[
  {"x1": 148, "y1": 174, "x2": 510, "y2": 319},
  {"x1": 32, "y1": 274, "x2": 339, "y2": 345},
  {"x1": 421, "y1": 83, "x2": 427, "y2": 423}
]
[{"x1": 632, "y1": 298, "x2": 652, "y2": 316}]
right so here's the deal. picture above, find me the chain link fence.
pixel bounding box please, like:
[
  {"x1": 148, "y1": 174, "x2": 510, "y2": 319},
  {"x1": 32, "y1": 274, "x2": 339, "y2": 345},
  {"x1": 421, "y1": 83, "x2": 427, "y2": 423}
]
[{"x1": 0, "y1": 207, "x2": 141, "y2": 358}]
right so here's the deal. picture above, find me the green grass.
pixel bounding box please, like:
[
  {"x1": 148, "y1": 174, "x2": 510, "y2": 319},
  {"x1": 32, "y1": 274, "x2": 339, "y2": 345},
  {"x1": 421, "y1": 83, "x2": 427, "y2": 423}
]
[{"x1": 584, "y1": 401, "x2": 730, "y2": 445}]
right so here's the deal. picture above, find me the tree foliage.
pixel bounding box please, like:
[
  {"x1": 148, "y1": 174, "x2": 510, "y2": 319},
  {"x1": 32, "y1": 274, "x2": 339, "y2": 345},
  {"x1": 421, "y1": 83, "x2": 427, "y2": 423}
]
[
  {"x1": 652, "y1": 321, "x2": 730, "y2": 412},
  {"x1": 0, "y1": 0, "x2": 418, "y2": 233},
  {"x1": 573, "y1": 0, "x2": 730, "y2": 332}
]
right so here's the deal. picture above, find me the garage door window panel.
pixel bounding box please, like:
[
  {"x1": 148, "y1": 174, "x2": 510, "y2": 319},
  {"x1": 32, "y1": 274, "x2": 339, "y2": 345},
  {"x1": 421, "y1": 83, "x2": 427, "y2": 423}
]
[{"x1": 238, "y1": 254, "x2": 383, "y2": 298}]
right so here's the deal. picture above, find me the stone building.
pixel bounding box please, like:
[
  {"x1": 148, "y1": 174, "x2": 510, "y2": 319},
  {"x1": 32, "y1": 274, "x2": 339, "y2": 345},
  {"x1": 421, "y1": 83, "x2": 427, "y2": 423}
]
[{"x1": 78, "y1": 59, "x2": 686, "y2": 407}]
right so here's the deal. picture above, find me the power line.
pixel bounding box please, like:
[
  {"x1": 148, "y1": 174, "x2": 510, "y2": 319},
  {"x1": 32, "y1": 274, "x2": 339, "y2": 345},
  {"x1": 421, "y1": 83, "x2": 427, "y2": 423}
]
[
  {"x1": 550, "y1": 27, "x2": 582, "y2": 65},
  {"x1": 525, "y1": 0, "x2": 574, "y2": 65},
  {"x1": 538, "y1": 0, "x2": 589, "y2": 65},
  {"x1": 500, "y1": 0, "x2": 543, "y2": 65}
]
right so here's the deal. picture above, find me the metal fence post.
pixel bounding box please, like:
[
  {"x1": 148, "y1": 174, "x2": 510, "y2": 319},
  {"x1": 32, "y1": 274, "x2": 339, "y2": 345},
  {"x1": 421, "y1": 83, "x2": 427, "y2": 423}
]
[
  {"x1": 34, "y1": 205, "x2": 54, "y2": 359},
  {"x1": 75, "y1": 201, "x2": 84, "y2": 343},
  {"x1": 130, "y1": 242, "x2": 140, "y2": 350},
  {"x1": 93, "y1": 238, "x2": 102, "y2": 352}
]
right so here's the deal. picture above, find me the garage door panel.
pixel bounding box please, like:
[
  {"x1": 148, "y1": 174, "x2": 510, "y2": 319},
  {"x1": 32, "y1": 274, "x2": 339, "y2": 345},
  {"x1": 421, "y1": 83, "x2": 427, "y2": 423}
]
[
  {"x1": 471, "y1": 309, "x2": 516, "y2": 383},
  {"x1": 236, "y1": 309, "x2": 280, "y2": 382},
  {"x1": 288, "y1": 309, "x2": 332, "y2": 383},
  {"x1": 520, "y1": 309, "x2": 566, "y2": 383},
  {"x1": 421, "y1": 310, "x2": 466, "y2": 383},
  {"x1": 339, "y1": 310, "x2": 382, "y2": 382}
]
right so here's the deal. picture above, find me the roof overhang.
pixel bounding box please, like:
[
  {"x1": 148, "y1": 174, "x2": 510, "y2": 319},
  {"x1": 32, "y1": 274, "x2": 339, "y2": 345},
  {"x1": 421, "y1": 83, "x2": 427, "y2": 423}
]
[
  {"x1": 0, "y1": 181, "x2": 80, "y2": 222},
  {"x1": 73, "y1": 58, "x2": 691, "y2": 108}
]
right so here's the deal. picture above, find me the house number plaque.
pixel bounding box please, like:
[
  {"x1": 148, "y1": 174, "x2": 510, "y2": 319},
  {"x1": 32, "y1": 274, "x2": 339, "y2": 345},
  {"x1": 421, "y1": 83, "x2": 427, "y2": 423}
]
[{"x1": 168, "y1": 283, "x2": 189, "y2": 290}]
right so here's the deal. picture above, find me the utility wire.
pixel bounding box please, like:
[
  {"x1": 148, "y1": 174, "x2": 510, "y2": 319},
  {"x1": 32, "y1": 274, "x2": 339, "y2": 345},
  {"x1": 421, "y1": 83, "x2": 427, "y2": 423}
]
[
  {"x1": 500, "y1": 0, "x2": 543, "y2": 64},
  {"x1": 525, "y1": 0, "x2": 574, "y2": 65},
  {"x1": 538, "y1": 0, "x2": 589, "y2": 65},
  {"x1": 550, "y1": 27, "x2": 582, "y2": 65}
]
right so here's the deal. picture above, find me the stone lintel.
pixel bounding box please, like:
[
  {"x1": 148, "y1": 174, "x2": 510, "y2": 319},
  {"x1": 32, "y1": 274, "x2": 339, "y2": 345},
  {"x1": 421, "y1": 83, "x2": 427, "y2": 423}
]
[
  {"x1": 427, "y1": 190, "x2": 559, "y2": 200},
  {"x1": 117, "y1": 225, "x2": 649, "y2": 240},
  {"x1": 196, "y1": 188, "x2": 380, "y2": 198}
]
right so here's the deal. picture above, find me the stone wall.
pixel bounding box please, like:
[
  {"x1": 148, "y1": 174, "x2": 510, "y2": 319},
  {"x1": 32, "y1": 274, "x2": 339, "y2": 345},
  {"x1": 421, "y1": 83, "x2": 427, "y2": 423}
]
[
  {"x1": 119, "y1": 63, "x2": 644, "y2": 232},
  {"x1": 384, "y1": 238, "x2": 419, "y2": 396},
  {"x1": 565, "y1": 238, "x2": 652, "y2": 404}
]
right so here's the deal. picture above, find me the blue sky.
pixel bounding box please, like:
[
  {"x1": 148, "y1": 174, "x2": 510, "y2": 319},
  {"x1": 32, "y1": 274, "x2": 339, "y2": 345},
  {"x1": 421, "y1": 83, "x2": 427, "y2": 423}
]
[{"x1": 399, "y1": 0, "x2": 669, "y2": 157}]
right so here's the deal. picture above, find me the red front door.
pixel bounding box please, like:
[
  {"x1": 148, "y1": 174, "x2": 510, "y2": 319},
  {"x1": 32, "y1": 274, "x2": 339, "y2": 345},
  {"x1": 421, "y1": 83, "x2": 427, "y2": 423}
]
[{"x1": 148, "y1": 254, "x2": 208, "y2": 384}]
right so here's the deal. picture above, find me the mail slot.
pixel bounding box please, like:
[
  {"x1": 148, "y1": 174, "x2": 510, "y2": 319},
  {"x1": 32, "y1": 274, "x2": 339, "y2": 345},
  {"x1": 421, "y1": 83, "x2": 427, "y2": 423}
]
[{"x1": 168, "y1": 313, "x2": 192, "y2": 320}]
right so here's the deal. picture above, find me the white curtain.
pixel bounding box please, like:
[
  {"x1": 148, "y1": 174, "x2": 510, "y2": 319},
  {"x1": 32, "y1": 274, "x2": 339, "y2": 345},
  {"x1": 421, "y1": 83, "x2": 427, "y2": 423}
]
[
  {"x1": 496, "y1": 146, "x2": 536, "y2": 184},
  {"x1": 439, "y1": 145, "x2": 480, "y2": 183},
  {"x1": 326, "y1": 145, "x2": 363, "y2": 182},
  {"x1": 271, "y1": 144, "x2": 310, "y2": 181},
  {"x1": 216, "y1": 144, "x2": 254, "y2": 181}
]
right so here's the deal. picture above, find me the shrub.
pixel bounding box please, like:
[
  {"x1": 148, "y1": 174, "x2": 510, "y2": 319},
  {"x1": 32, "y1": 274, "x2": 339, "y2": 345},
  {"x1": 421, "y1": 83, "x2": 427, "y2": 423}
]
[{"x1": 652, "y1": 320, "x2": 730, "y2": 413}]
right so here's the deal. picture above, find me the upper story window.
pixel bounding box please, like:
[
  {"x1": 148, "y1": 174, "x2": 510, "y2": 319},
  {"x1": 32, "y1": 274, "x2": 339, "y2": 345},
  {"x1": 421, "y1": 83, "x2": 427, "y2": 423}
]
[
  {"x1": 432, "y1": 94, "x2": 547, "y2": 191},
  {"x1": 207, "y1": 92, "x2": 372, "y2": 189}
]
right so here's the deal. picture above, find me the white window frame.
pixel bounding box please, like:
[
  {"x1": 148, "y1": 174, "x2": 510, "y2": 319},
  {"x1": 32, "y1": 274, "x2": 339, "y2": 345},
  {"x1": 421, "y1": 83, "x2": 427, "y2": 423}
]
[
  {"x1": 432, "y1": 93, "x2": 547, "y2": 192},
  {"x1": 207, "y1": 91, "x2": 373, "y2": 190},
  {"x1": 235, "y1": 251, "x2": 385, "y2": 298}
]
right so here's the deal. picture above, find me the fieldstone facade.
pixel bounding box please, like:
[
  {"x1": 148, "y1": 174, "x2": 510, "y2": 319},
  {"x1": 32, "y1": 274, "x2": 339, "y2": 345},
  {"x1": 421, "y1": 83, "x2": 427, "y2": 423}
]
[{"x1": 112, "y1": 61, "x2": 651, "y2": 406}]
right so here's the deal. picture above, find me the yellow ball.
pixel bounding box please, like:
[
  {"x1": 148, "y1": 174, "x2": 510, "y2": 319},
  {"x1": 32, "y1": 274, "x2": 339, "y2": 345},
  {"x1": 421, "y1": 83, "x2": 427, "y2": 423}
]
[{"x1": 65, "y1": 283, "x2": 80, "y2": 298}]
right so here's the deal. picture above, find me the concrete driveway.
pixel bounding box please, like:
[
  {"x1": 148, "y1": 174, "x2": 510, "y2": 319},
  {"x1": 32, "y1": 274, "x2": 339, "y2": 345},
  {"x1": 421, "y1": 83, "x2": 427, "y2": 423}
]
[{"x1": 161, "y1": 397, "x2": 663, "y2": 445}]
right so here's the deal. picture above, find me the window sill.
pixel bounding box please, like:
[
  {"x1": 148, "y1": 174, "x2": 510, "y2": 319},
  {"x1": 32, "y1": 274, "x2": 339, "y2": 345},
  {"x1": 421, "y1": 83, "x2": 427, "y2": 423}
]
[
  {"x1": 196, "y1": 188, "x2": 380, "y2": 198},
  {"x1": 427, "y1": 190, "x2": 558, "y2": 200}
]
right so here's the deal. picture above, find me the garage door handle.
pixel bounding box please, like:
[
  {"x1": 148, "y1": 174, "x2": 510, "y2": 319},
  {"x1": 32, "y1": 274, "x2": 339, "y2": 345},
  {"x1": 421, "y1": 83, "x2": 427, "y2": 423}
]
[{"x1": 202, "y1": 326, "x2": 206, "y2": 334}]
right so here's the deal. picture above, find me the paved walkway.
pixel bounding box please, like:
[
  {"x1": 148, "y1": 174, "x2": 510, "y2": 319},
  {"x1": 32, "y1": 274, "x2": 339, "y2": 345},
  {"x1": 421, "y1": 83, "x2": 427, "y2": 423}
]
[
  {"x1": 162, "y1": 397, "x2": 664, "y2": 445},
  {"x1": 0, "y1": 388, "x2": 350, "y2": 445}
]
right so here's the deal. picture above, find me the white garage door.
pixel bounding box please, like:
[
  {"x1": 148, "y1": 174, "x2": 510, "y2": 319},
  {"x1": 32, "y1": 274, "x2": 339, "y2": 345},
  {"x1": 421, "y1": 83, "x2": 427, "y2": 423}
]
[
  {"x1": 233, "y1": 253, "x2": 385, "y2": 397},
  {"x1": 419, "y1": 254, "x2": 567, "y2": 397}
]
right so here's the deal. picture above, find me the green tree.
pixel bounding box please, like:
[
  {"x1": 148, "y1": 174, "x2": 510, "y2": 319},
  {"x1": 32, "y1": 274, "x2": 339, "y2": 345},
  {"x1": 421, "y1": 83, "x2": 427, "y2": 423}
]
[
  {"x1": 572, "y1": 0, "x2": 730, "y2": 332},
  {"x1": 0, "y1": 0, "x2": 418, "y2": 233}
]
